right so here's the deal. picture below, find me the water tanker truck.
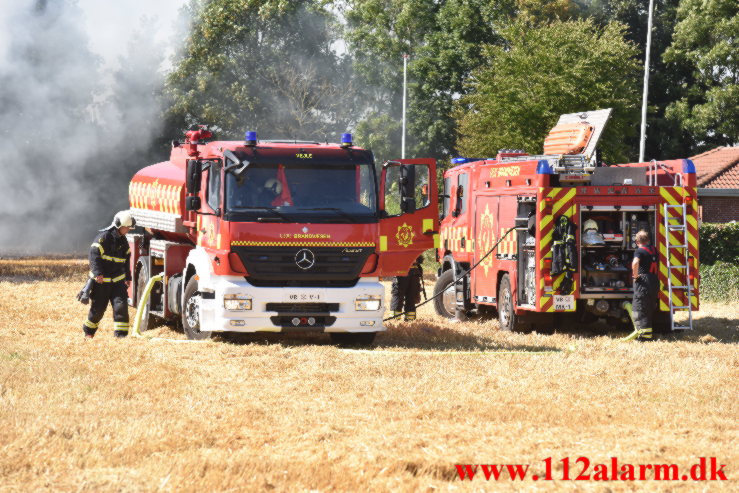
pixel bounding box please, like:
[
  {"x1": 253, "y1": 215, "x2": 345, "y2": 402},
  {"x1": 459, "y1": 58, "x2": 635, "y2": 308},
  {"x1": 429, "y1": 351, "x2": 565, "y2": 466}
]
[{"x1": 126, "y1": 127, "x2": 438, "y2": 343}]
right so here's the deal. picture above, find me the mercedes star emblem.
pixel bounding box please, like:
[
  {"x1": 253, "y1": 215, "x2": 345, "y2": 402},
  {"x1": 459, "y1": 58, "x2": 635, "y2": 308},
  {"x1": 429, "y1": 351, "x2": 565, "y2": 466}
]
[
  {"x1": 295, "y1": 249, "x2": 316, "y2": 270},
  {"x1": 302, "y1": 227, "x2": 309, "y2": 233}
]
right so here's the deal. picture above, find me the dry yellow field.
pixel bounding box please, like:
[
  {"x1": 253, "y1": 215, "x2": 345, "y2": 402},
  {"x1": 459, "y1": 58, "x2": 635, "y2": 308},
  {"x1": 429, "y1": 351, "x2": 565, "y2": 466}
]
[{"x1": 1, "y1": 258, "x2": 737, "y2": 492}]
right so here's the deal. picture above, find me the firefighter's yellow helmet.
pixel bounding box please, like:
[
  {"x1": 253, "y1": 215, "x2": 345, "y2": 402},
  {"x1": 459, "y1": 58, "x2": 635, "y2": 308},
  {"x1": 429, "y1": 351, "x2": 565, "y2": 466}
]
[{"x1": 583, "y1": 219, "x2": 599, "y2": 232}]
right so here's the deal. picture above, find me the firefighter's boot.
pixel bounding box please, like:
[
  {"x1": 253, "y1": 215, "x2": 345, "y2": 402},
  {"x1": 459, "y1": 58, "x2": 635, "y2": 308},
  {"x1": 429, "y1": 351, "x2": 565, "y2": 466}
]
[
  {"x1": 405, "y1": 311, "x2": 416, "y2": 322},
  {"x1": 82, "y1": 320, "x2": 98, "y2": 339},
  {"x1": 113, "y1": 322, "x2": 129, "y2": 338},
  {"x1": 391, "y1": 311, "x2": 402, "y2": 319}
]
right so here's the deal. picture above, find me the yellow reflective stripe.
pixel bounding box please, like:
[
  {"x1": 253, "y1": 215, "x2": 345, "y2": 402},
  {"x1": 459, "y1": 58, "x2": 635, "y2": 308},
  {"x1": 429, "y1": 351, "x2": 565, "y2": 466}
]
[
  {"x1": 84, "y1": 320, "x2": 99, "y2": 329},
  {"x1": 111, "y1": 274, "x2": 126, "y2": 283},
  {"x1": 91, "y1": 243, "x2": 104, "y2": 254},
  {"x1": 101, "y1": 254, "x2": 127, "y2": 263},
  {"x1": 114, "y1": 322, "x2": 129, "y2": 328}
]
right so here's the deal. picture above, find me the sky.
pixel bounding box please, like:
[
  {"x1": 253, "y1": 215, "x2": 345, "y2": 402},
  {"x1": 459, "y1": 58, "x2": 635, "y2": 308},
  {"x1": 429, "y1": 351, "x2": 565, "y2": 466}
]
[{"x1": 76, "y1": 0, "x2": 187, "y2": 73}]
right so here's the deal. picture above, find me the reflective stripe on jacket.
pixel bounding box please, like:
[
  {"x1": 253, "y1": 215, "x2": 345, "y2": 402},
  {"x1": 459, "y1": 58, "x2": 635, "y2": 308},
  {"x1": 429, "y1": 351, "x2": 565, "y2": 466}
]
[{"x1": 89, "y1": 227, "x2": 131, "y2": 282}]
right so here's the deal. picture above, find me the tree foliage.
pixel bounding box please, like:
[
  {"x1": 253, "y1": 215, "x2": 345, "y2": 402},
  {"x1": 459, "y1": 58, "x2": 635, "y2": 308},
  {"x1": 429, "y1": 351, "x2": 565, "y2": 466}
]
[
  {"x1": 167, "y1": 0, "x2": 353, "y2": 141},
  {"x1": 582, "y1": 0, "x2": 697, "y2": 160},
  {"x1": 344, "y1": 0, "x2": 515, "y2": 162},
  {"x1": 455, "y1": 19, "x2": 640, "y2": 162},
  {"x1": 663, "y1": 0, "x2": 738, "y2": 150}
]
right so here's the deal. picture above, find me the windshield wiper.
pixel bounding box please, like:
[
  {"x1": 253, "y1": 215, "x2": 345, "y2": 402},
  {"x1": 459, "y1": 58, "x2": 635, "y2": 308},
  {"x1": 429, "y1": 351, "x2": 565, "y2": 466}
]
[
  {"x1": 236, "y1": 207, "x2": 291, "y2": 222},
  {"x1": 295, "y1": 207, "x2": 362, "y2": 223}
]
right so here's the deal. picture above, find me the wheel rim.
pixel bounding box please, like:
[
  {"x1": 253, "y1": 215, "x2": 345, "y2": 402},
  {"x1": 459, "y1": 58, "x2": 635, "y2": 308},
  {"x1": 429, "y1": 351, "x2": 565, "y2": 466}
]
[
  {"x1": 185, "y1": 293, "x2": 201, "y2": 331},
  {"x1": 501, "y1": 289, "x2": 511, "y2": 328},
  {"x1": 442, "y1": 282, "x2": 456, "y2": 316}
]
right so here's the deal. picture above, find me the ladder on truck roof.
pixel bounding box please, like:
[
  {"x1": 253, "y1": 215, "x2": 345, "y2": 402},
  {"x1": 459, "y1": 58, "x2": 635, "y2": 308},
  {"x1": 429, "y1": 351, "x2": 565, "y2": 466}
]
[{"x1": 663, "y1": 203, "x2": 694, "y2": 331}]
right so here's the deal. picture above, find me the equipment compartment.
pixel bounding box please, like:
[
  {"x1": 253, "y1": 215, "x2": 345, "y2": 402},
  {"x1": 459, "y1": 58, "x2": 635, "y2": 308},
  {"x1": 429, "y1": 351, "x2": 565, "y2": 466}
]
[{"x1": 579, "y1": 207, "x2": 655, "y2": 296}]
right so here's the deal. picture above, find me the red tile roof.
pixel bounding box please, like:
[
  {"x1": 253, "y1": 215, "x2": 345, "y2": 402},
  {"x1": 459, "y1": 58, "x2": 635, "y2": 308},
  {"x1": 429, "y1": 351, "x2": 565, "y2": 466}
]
[{"x1": 690, "y1": 146, "x2": 739, "y2": 188}]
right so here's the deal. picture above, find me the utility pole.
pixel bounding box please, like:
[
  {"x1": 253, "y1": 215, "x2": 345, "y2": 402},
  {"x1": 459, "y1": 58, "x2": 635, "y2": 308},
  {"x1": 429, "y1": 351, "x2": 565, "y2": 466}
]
[
  {"x1": 402, "y1": 53, "x2": 409, "y2": 159},
  {"x1": 639, "y1": 0, "x2": 655, "y2": 162}
]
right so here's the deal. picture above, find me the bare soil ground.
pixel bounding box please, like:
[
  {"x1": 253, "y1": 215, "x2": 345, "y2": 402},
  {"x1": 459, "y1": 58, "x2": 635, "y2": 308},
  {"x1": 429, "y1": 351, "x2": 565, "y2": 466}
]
[{"x1": 0, "y1": 258, "x2": 737, "y2": 491}]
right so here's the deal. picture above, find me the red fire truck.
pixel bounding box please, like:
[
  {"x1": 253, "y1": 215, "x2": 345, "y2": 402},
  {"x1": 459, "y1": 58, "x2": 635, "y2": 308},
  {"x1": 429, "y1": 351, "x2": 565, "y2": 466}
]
[
  {"x1": 434, "y1": 109, "x2": 699, "y2": 332},
  {"x1": 126, "y1": 127, "x2": 438, "y2": 342}
]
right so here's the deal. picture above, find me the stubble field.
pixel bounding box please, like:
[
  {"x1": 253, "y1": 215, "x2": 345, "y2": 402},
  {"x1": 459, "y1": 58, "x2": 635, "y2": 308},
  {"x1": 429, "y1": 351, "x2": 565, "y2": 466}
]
[{"x1": 0, "y1": 258, "x2": 737, "y2": 491}]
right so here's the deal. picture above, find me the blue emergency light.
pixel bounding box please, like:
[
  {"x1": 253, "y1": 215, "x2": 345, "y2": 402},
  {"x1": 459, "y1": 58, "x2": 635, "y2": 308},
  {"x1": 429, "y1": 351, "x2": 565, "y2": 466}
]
[
  {"x1": 682, "y1": 159, "x2": 696, "y2": 174},
  {"x1": 245, "y1": 130, "x2": 257, "y2": 146},
  {"x1": 536, "y1": 159, "x2": 553, "y2": 174},
  {"x1": 341, "y1": 133, "x2": 353, "y2": 148},
  {"x1": 451, "y1": 157, "x2": 468, "y2": 164}
]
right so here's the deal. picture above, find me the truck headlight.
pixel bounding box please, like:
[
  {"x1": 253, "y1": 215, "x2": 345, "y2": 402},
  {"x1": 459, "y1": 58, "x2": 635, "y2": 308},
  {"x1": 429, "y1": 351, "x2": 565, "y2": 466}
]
[
  {"x1": 224, "y1": 294, "x2": 252, "y2": 311},
  {"x1": 355, "y1": 295, "x2": 381, "y2": 311}
]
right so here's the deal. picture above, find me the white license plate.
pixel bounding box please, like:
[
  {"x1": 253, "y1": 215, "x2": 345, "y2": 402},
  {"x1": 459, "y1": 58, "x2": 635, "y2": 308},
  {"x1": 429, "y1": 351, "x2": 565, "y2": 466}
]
[
  {"x1": 283, "y1": 292, "x2": 322, "y2": 302},
  {"x1": 553, "y1": 295, "x2": 575, "y2": 311}
]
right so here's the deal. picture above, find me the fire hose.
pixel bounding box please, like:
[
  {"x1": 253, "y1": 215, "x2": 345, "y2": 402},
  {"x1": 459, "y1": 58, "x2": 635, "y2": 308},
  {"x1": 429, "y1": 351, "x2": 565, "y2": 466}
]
[
  {"x1": 131, "y1": 227, "x2": 516, "y2": 333},
  {"x1": 383, "y1": 227, "x2": 517, "y2": 322},
  {"x1": 131, "y1": 273, "x2": 163, "y2": 338}
]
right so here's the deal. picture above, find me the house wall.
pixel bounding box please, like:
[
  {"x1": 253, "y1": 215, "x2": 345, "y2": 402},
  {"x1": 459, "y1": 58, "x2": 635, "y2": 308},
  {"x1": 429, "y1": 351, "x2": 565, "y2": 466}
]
[{"x1": 699, "y1": 196, "x2": 739, "y2": 223}]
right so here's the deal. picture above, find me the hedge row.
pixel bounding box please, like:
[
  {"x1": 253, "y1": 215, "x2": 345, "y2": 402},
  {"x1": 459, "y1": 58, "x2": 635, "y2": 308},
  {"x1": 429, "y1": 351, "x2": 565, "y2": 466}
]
[
  {"x1": 699, "y1": 262, "x2": 739, "y2": 302},
  {"x1": 699, "y1": 222, "x2": 739, "y2": 265}
]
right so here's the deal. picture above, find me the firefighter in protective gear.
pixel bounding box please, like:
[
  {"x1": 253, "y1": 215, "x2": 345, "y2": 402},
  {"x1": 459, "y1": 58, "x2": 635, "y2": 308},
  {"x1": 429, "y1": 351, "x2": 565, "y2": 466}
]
[
  {"x1": 81, "y1": 211, "x2": 135, "y2": 338},
  {"x1": 390, "y1": 256, "x2": 423, "y2": 321},
  {"x1": 629, "y1": 230, "x2": 658, "y2": 340}
]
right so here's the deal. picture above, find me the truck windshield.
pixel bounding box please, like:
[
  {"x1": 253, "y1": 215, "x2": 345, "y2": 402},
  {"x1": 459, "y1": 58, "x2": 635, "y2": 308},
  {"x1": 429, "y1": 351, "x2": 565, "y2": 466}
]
[{"x1": 224, "y1": 161, "x2": 377, "y2": 223}]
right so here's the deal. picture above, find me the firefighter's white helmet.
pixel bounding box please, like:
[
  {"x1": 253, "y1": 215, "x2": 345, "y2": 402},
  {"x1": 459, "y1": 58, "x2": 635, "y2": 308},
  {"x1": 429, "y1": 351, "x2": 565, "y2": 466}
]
[
  {"x1": 265, "y1": 178, "x2": 282, "y2": 195},
  {"x1": 583, "y1": 219, "x2": 599, "y2": 232},
  {"x1": 113, "y1": 210, "x2": 136, "y2": 229}
]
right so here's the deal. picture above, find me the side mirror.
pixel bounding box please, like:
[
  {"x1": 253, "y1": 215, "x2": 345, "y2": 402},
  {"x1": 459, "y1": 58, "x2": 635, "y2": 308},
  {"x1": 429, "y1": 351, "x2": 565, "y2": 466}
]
[
  {"x1": 452, "y1": 185, "x2": 464, "y2": 217},
  {"x1": 399, "y1": 165, "x2": 416, "y2": 214},
  {"x1": 186, "y1": 160, "x2": 202, "y2": 194},
  {"x1": 186, "y1": 196, "x2": 201, "y2": 211}
]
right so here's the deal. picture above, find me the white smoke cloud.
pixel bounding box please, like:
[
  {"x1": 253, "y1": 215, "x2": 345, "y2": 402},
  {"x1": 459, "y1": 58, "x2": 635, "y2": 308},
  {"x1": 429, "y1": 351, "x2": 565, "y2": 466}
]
[{"x1": 0, "y1": 0, "x2": 185, "y2": 254}]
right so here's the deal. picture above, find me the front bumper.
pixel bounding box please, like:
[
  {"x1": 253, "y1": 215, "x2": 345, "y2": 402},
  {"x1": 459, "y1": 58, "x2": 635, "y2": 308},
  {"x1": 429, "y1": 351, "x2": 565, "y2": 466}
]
[{"x1": 198, "y1": 276, "x2": 385, "y2": 333}]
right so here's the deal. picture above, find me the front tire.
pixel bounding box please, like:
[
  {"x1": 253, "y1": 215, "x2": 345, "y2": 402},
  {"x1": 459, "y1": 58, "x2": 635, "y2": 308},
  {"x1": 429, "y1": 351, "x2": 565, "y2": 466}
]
[
  {"x1": 330, "y1": 332, "x2": 376, "y2": 346},
  {"x1": 433, "y1": 269, "x2": 457, "y2": 319},
  {"x1": 182, "y1": 277, "x2": 212, "y2": 340}
]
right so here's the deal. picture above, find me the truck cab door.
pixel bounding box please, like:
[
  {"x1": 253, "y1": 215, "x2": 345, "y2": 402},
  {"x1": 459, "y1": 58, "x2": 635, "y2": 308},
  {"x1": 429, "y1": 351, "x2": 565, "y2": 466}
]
[{"x1": 377, "y1": 158, "x2": 438, "y2": 276}]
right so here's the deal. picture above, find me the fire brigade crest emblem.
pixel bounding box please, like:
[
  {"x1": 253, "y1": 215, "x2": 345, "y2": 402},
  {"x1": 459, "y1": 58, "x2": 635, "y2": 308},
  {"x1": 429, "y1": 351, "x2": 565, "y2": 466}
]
[
  {"x1": 478, "y1": 204, "x2": 496, "y2": 276},
  {"x1": 395, "y1": 223, "x2": 415, "y2": 248}
]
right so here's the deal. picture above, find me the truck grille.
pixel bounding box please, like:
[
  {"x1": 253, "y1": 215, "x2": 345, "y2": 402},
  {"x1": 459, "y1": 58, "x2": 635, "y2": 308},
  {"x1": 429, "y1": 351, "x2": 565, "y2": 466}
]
[
  {"x1": 234, "y1": 246, "x2": 374, "y2": 287},
  {"x1": 265, "y1": 303, "x2": 339, "y2": 313}
]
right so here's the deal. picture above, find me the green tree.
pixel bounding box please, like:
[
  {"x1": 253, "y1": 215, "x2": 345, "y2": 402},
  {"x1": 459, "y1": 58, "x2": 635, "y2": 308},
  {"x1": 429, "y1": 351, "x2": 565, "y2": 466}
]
[
  {"x1": 583, "y1": 0, "x2": 696, "y2": 159},
  {"x1": 456, "y1": 19, "x2": 640, "y2": 162},
  {"x1": 663, "y1": 0, "x2": 738, "y2": 150},
  {"x1": 167, "y1": 0, "x2": 354, "y2": 141},
  {"x1": 344, "y1": 0, "x2": 515, "y2": 163}
]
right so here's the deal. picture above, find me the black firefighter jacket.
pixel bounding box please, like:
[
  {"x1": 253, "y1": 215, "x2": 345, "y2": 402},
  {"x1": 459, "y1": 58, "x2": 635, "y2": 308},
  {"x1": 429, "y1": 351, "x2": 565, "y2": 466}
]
[{"x1": 89, "y1": 227, "x2": 132, "y2": 284}]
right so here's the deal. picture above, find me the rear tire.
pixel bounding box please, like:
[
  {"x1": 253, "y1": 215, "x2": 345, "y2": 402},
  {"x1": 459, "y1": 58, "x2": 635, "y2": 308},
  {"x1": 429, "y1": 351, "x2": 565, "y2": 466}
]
[
  {"x1": 330, "y1": 332, "x2": 376, "y2": 346},
  {"x1": 182, "y1": 277, "x2": 212, "y2": 340},
  {"x1": 433, "y1": 269, "x2": 457, "y2": 319},
  {"x1": 497, "y1": 274, "x2": 519, "y2": 331}
]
